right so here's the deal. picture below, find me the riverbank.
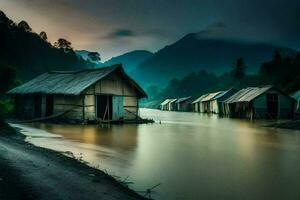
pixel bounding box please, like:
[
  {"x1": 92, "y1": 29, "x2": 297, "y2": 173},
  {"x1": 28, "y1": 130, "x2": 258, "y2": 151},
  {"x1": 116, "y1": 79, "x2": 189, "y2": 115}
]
[{"x1": 0, "y1": 123, "x2": 146, "y2": 200}]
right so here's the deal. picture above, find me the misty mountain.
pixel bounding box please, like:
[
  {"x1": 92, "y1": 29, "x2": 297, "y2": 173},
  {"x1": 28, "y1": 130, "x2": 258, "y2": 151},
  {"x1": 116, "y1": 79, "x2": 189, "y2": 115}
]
[
  {"x1": 133, "y1": 33, "x2": 296, "y2": 86},
  {"x1": 75, "y1": 50, "x2": 104, "y2": 67},
  {"x1": 104, "y1": 50, "x2": 153, "y2": 72}
]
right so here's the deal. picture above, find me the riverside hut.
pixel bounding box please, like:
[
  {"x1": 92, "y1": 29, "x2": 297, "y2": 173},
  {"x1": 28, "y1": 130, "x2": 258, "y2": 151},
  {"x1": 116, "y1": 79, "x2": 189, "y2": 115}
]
[
  {"x1": 223, "y1": 85, "x2": 295, "y2": 119},
  {"x1": 175, "y1": 96, "x2": 193, "y2": 112},
  {"x1": 211, "y1": 88, "x2": 238, "y2": 114},
  {"x1": 200, "y1": 92, "x2": 222, "y2": 113},
  {"x1": 160, "y1": 99, "x2": 172, "y2": 110},
  {"x1": 8, "y1": 64, "x2": 147, "y2": 123},
  {"x1": 192, "y1": 94, "x2": 208, "y2": 112},
  {"x1": 167, "y1": 99, "x2": 177, "y2": 111}
]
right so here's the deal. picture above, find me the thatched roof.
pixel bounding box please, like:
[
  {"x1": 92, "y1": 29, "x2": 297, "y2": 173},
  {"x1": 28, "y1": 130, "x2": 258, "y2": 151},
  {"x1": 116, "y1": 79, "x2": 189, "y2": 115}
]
[
  {"x1": 192, "y1": 94, "x2": 208, "y2": 104},
  {"x1": 160, "y1": 99, "x2": 172, "y2": 106},
  {"x1": 200, "y1": 92, "x2": 222, "y2": 102},
  {"x1": 169, "y1": 99, "x2": 177, "y2": 104},
  {"x1": 224, "y1": 85, "x2": 273, "y2": 103},
  {"x1": 175, "y1": 96, "x2": 191, "y2": 104},
  {"x1": 212, "y1": 88, "x2": 237, "y2": 101},
  {"x1": 8, "y1": 64, "x2": 147, "y2": 98}
]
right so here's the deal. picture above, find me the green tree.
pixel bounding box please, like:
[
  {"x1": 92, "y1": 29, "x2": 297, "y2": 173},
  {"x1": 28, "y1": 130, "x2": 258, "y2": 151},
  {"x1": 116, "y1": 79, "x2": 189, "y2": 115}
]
[
  {"x1": 0, "y1": 64, "x2": 16, "y2": 94},
  {"x1": 231, "y1": 57, "x2": 247, "y2": 81},
  {"x1": 18, "y1": 20, "x2": 32, "y2": 32},
  {"x1": 88, "y1": 52, "x2": 101, "y2": 62},
  {"x1": 0, "y1": 10, "x2": 14, "y2": 26},
  {"x1": 39, "y1": 31, "x2": 48, "y2": 41},
  {"x1": 0, "y1": 64, "x2": 16, "y2": 121},
  {"x1": 54, "y1": 38, "x2": 73, "y2": 52}
]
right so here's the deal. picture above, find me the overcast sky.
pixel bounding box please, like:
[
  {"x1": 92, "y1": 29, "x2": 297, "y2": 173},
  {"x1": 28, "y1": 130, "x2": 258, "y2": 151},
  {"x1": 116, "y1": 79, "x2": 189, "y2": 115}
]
[{"x1": 1, "y1": 0, "x2": 300, "y2": 60}]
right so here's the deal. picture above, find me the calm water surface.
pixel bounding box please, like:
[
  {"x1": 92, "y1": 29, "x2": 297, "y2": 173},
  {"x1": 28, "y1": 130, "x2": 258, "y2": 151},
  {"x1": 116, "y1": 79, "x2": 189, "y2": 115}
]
[{"x1": 12, "y1": 108, "x2": 300, "y2": 200}]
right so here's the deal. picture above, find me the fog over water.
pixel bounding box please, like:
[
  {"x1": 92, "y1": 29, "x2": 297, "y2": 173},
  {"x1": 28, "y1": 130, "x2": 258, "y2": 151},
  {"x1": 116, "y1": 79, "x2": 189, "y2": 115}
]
[{"x1": 12, "y1": 108, "x2": 300, "y2": 200}]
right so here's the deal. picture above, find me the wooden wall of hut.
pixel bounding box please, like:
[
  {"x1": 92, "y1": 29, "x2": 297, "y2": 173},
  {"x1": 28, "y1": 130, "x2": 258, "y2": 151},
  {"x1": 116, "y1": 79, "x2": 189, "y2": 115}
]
[
  {"x1": 13, "y1": 71, "x2": 140, "y2": 122},
  {"x1": 252, "y1": 90, "x2": 295, "y2": 119},
  {"x1": 82, "y1": 72, "x2": 139, "y2": 121}
]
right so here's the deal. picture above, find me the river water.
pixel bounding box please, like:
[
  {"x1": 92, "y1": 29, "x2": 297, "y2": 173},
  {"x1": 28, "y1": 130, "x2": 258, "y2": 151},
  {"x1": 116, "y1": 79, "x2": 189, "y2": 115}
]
[{"x1": 12, "y1": 108, "x2": 300, "y2": 200}]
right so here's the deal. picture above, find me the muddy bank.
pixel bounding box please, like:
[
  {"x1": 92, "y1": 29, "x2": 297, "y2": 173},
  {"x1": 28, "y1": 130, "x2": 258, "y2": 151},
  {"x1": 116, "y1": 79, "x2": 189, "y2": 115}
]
[{"x1": 0, "y1": 123, "x2": 147, "y2": 200}]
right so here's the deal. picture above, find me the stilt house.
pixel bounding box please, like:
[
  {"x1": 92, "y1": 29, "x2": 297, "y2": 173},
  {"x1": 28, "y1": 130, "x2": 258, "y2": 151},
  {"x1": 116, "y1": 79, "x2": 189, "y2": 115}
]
[
  {"x1": 191, "y1": 94, "x2": 208, "y2": 112},
  {"x1": 211, "y1": 88, "x2": 238, "y2": 114},
  {"x1": 200, "y1": 92, "x2": 222, "y2": 113},
  {"x1": 160, "y1": 99, "x2": 172, "y2": 111},
  {"x1": 175, "y1": 97, "x2": 193, "y2": 112},
  {"x1": 223, "y1": 85, "x2": 295, "y2": 119},
  {"x1": 8, "y1": 64, "x2": 147, "y2": 123},
  {"x1": 167, "y1": 99, "x2": 177, "y2": 111}
]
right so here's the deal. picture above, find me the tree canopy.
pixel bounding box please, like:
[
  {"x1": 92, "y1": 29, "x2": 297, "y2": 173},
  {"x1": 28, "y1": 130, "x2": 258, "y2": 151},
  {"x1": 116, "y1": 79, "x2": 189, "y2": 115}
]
[
  {"x1": 230, "y1": 57, "x2": 247, "y2": 81},
  {"x1": 39, "y1": 31, "x2": 48, "y2": 41},
  {"x1": 54, "y1": 38, "x2": 73, "y2": 52},
  {"x1": 151, "y1": 51, "x2": 300, "y2": 101},
  {"x1": 88, "y1": 52, "x2": 101, "y2": 62},
  {"x1": 18, "y1": 20, "x2": 32, "y2": 32},
  {"x1": 0, "y1": 10, "x2": 93, "y2": 80}
]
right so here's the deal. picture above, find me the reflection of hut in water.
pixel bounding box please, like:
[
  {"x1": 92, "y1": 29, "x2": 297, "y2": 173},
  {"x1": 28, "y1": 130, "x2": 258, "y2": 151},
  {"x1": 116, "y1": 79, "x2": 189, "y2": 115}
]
[
  {"x1": 8, "y1": 64, "x2": 147, "y2": 123},
  {"x1": 223, "y1": 85, "x2": 295, "y2": 119}
]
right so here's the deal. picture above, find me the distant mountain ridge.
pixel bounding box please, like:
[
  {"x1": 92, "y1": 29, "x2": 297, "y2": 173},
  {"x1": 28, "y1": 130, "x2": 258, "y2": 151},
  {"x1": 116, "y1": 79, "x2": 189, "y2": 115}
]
[
  {"x1": 104, "y1": 50, "x2": 153, "y2": 72},
  {"x1": 132, "y1": 33, "x2": 296, "y2": 86},
  {"x1": 75, "y1": 50, "x2": 104, "y2": 67}
]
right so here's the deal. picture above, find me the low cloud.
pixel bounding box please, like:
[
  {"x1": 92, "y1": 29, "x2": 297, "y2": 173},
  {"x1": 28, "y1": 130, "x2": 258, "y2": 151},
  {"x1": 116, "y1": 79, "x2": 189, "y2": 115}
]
[
  {"x1": 195, "y1": 22, "x2": 227, "y2": 38},
  {"x1": 103, "y1": 28, "x2": 136, "y2": 39}
]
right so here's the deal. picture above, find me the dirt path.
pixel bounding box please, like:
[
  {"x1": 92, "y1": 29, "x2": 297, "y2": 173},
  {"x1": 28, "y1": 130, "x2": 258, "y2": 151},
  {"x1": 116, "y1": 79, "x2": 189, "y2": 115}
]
[{"x1": 0, "y1": 135, "x2": 146, "y2": 200}]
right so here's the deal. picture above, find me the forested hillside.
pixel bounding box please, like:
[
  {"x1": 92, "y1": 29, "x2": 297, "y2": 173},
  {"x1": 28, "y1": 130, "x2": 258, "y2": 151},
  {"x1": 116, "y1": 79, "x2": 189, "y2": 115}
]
[
  {"x1": 0, "y1": 10, "x2": 92, "y2": 81},
  {"x1": 147, "y1": 51, "x2": 300, "y2": 102},
  {"x1": 104, "y1": 50, "x2": 153, "y2": 73},
  {"x1": 134, "y1": 33, "x2": 296, "y2": 86}
]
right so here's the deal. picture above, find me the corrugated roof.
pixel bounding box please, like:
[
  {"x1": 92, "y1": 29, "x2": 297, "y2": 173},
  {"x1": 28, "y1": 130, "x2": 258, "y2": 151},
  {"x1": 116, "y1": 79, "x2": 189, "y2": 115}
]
[
  {"x1": 192, "y1": 94, "x2": 208, "y2": 104},
  {"x1": 212, "y1": 88, "x2": 237, "y2": 100},
  {"x1": 212, "y1": 91, "x2": 226, "y2": 100},
  {"x1": 292, "y1": 90, "x2": 300, "y2": 100},
  {"x1": 175, "y1": 96, "x2": 191, "y2": 104},
  {"x1": 169, "y1": 99, "x2": 177, "y2": 104},
  {"x1": 7, "y1": 64, "x2": 147, "y2": 98},
  {"x1": 225, "y1": 85, "x2": 273, "y2": 103},
  {"x1": 200, "y1": 92, "x2": 222, "y2": 102},
  {"x1": 160, "y1": 99, "x2": 172, "y2": 106}
]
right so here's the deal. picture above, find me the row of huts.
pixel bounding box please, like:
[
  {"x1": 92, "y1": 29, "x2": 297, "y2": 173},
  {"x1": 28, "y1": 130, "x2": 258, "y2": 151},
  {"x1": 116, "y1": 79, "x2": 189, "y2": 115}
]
[
  {"x1": 160, "y1": 86, "x2": 298, "y2": 120},
  {"x1": 8, "y1": 64, "x2": 148, "y2": 123},
  {"x1": 160, "y1": 97, "x2": 193, "y2": 112}
]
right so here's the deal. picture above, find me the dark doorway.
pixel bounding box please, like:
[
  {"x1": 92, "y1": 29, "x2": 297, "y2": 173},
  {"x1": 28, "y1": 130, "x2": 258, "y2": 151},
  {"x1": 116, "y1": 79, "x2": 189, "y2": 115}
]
[
  {"x1": 34, "y1": 95, "x2": 42, "y2": 118},
  {"x1": 96, "y1": 95, "x2": 112, "y2": 120},
  {"x1": 46, "y1": 95, "x2": 54, "y2": 116},
  {"x1": 267, "y1": 93, "x2": 278, "y2": 119}
]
